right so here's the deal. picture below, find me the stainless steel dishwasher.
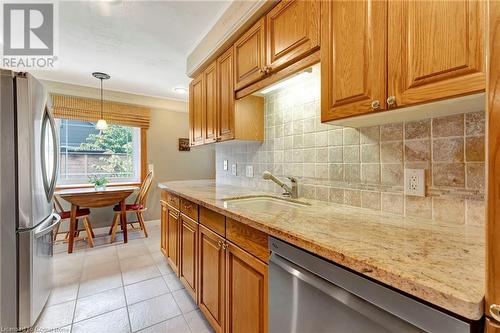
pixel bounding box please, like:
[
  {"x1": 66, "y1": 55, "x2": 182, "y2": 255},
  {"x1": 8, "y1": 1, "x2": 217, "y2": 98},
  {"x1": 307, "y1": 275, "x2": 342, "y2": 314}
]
[{"x1": 269, "y1": 237, "x2": 480, "y2": 333}]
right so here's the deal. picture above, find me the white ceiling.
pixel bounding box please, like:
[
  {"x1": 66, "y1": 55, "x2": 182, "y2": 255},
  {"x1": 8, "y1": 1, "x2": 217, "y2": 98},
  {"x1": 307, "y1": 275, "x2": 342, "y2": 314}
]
[{"x1": 33, "y1": 1, "x2": 231, "y2": 101}]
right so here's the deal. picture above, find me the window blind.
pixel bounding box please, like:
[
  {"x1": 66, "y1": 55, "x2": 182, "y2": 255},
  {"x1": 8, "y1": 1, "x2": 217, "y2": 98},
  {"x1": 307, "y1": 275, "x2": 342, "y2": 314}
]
[{"x1": 51, "y1": 94, "x2": 151, "y2": 129}]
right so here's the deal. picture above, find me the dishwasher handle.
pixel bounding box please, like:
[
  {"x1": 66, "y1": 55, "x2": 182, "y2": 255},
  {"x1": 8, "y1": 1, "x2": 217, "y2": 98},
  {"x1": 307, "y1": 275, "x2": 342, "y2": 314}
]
[{"x1": 270, "y1": 252, "x2": 425, "y2": 333}]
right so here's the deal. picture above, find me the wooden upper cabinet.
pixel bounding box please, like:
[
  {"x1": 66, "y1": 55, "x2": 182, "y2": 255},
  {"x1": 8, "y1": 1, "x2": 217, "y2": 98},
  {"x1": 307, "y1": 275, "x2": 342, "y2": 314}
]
[
  {"x1": 180, "y1": 214, "x2": 198, "y2": 301},
  {"x1": 388, "y1": 0, "x2": 485, "y2": 108},
  {"x1": 198, "y1": 225, "x2": 225, "y2": 333},
  {"x1": 217, "y1": 48, "x2": 235, "y2": 142},
  {"x1": 266, "y1": 0, "x2": 320, "y2": 73},
  {"x1": 189, "y1": 73, "x2": 204, "y2": 146},
  {"x1": 320, "y1": 0, "x2": 387, "y2": 122},
  {"x1": 225, "y1": 241, "x2": 268, "y2": 333},
  {"x1": 204, "y1": 61, "x2": 217, "y2": 144},
  {"x1": 234, "y1": 18, "x2": 266, "y2": 91}
]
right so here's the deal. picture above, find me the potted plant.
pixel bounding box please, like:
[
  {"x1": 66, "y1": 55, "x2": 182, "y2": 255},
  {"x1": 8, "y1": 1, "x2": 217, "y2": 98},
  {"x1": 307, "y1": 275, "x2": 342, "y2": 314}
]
[{"x1": 89, "y1": 175, "x2": 108, "y2": 191}]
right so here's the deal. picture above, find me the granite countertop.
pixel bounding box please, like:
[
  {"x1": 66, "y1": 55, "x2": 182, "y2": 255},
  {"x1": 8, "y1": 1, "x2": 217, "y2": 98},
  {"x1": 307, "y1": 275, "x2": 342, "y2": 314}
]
[{"x1": 158, "y1": 179, "x2": 485, "y2": 320}]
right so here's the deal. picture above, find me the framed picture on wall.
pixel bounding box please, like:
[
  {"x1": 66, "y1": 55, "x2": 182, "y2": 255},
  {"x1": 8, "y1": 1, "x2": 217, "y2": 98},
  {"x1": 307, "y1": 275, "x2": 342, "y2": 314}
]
[{"x1": 178, "y1": 138, "x2": 190, "y2": 151}]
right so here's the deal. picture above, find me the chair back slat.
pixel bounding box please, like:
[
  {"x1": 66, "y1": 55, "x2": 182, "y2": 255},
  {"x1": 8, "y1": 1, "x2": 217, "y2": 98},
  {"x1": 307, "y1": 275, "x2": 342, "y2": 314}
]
[{"x1": 134, "y1": 171, "x2": 154, "y2": 207}]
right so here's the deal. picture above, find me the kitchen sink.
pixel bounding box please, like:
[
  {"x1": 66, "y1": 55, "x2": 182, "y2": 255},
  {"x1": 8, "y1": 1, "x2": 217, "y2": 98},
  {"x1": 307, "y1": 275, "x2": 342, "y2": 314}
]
[{"x1": 222, "y1": 195, "x2": 310, "y2": 212}]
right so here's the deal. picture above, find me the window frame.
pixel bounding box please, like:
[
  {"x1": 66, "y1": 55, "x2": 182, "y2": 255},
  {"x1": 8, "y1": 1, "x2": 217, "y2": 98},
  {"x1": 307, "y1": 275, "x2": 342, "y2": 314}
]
[{"x1": 55, "y1": 119, "x2": 148, "y2": 189}]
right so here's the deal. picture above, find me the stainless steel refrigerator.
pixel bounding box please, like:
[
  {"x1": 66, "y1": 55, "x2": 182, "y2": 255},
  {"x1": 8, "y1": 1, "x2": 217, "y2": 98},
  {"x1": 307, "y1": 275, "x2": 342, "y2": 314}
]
[{"x1": 0, "y1": 70, "x2": 61, "y2": 329}]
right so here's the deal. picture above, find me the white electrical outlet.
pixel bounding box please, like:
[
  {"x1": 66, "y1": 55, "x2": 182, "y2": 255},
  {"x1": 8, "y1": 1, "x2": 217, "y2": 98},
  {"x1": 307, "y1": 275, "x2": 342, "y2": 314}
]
[
  {"x1": 148, "y1": 164, "x2": 154, "y2": 172},
  {"x1": 246, "y1": 165, "x2": 254, "y2": 178},
  {"x1": 223, "y1": 160, "x2": 228, "y2": 171},
  {"x1": 231, "y1": 163, "x2": 237, "y2": 176},
  {"x1": 404, "y1": 169, "x2": 425, "y2": 197}
]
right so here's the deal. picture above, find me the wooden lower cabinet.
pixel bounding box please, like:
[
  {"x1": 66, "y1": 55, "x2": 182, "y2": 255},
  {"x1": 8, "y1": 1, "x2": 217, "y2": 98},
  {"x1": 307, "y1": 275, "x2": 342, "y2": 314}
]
[
  {"x1": 166, "y1": 205, "x2": 180, "y2": 275},
  {"x1": 198, "y1": 225, "x2": 225, "y2": 333},
  {"x1": 225, "y1": 241, "x2": 268, "y2": 333},
  {"x1": 180, "y1": 214, "x2": 198, "y2": 301},
  {"x1": 160, "y1": 201, "x2": 167, "y2": 256},
  {"x1": 160, "y1": 192, "x2": 268, "y2": 333}
]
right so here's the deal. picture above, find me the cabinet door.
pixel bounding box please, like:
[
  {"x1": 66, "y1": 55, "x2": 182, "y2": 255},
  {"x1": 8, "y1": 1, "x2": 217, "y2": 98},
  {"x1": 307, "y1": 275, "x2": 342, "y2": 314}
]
[
  {"x1": 217, "y1": 47, "x2": 235, "y2": 142},
  {"x1": 189, "y1": 73, "x2": 204, "y2": 146},
  {"x1": 320, "y1": 0, "x2": 387, "y2": 121},
  {"x1": 234, "y1": 18, "x2": 266, "y2": 91},
  {"x1": 160, "y1": 201, "x2": 167, "y2": 257},
  {"x1": 199, "y1": 225, "x2": 225, "y2": 333},
  {"x1": 388, "y1": 0, "x2": 485, "y2": 108},
  {"x1": 167, "y1": 207, "x2": 180, "y2": 275},
  {"x1": 225, "y1": 242, "x2": 268, "y2": 333},
  {"x1": 204, "y1": 61, "x2": 217, "y2": 144},
  {"x1": 266, "y1": 0, "x2": 320, "y2": 72},
  {"x1": 180, "y1": 215, "x2": 198, "y2": 301}
]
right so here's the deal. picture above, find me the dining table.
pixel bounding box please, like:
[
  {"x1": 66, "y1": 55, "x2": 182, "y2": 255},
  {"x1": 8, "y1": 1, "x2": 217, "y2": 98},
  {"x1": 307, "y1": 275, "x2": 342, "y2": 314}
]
[{"x1": 55, "y1": 186, "x2": 138, "y2": 253}]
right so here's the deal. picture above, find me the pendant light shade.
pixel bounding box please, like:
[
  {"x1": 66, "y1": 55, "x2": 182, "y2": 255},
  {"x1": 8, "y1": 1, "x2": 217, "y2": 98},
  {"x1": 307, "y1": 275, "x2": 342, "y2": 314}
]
[
  {"x1": 92, "y1": 72, "x2": 110, "y2": 131},
  {"x1": 95, "y1": 119, "x2": 108, "y2": 130}
]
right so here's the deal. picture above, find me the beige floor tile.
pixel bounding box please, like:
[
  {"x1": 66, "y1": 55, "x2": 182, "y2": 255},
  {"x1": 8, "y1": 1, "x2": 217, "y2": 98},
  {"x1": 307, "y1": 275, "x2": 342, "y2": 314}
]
[
  {"x1": 163, "y1": 274, "x2": 184, "y2": 292},
  {"x1": 124, "y1": 277, "x2": 170, "y2": 305},
  {"x1": 172, "y1": 289, "x2": 197, "y2": 314},
  {"x1": 74, "y1": 287, "x2": 126, "y2": 322},
  {"x1": 48, "y1": 282, "x2": 79, "y2": 306},
  {"x1": 35, "y1": 300, "x2": 75, "y2": 330},
  {"x1": 71, "y1": 307, "x2": 130, "y2": 333},
  {"x1": 156, "y1": 261, "x2": 174, "y2": 276},
  {"x1": 183, "y1": 310, "x2": 213, "y2": 333},
  {"x1": 81, "y1": 260, "x2": 121, "y2": 279},
  {"x1": 128, "y1": 293, "x2": 181, "y2": 332},
  {"x1": 78, "y1": 270, "x2": 123, "y2": 298},
  {"x1": 117, "y1": 243, "x2": 151, "y2": 260},
  {"x1": 120, "y1": 254, "x2": 155, "y2": 269},
  {"x1": 120, "y1": 255, "x2": 160, "y2": 286},
  {"x1": 53, "y1": 270, "x2": 82, "y2": 288},
  {"x1": 138, "y1": 315, "x2": 191, "y2": 333}
]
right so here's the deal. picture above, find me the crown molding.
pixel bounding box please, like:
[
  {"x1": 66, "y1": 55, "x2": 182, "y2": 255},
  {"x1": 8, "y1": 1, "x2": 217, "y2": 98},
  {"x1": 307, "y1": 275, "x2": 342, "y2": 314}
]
[{"x1": 186, "y1": 0, "x2": 277, "y2": 78}]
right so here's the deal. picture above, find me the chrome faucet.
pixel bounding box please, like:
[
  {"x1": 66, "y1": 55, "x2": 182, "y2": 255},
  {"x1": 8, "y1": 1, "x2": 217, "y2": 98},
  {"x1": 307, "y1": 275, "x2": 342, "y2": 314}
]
[{"x1": 262, "y1": 171, "x2": 298, "y2": 199}]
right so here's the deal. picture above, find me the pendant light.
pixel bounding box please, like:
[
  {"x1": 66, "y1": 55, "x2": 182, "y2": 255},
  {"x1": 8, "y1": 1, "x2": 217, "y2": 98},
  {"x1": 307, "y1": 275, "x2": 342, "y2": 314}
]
[{"x1": 92, "y1": 72, "x2": 110, "y2": 130}]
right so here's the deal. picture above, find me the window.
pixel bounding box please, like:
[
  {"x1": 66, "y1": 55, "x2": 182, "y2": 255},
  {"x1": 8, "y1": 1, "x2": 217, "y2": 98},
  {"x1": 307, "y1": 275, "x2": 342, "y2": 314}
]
[{"x1": 57, "y1": 119, "x2": 141, "y2": 186}]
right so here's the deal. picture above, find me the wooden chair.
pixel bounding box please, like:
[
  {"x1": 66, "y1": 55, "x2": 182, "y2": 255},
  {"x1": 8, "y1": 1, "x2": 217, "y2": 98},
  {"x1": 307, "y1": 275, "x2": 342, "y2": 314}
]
[
  {"x1": 53, "y1": 196, "x2": 95, "y2": 248},
  {"x1": 109, "y1": 171, "x2": 154, "y2": 242}
]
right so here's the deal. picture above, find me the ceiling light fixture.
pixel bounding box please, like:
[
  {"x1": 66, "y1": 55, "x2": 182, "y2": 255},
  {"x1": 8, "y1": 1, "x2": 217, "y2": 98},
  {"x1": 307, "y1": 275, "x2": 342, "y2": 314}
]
[
  {"x1": 260, "y1": 68, "x2": 313, "y2": 95},
  {"x1": 173, "y1": 87, "x2": 187, "y2": 94},
  {"x1": 92, "y1": 72, "x2": 111, "y2": 131}
]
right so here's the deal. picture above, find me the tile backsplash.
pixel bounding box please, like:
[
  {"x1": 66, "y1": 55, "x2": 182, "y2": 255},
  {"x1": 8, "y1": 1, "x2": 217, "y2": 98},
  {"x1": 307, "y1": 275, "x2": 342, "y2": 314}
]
[{"x1": 216, "y1": 66, "x2": 486, "y2": 225}]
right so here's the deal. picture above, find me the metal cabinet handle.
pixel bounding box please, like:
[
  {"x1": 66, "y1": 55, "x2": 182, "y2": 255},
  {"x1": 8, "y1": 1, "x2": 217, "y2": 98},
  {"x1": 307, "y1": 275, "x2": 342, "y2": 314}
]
[
  {"x1": 259, "y1": 68, "x2": 265, "y2": 74},
  {"x1": 264, "y1": 66, "x2": 271, "y2": 74},
  {"x1": 371, "y1": 100, "x2": 380, "y2": 110},
  {"x1": 387, "y1": 96, "x2": 396, "y2": 107},
  {"x1": 491, "y1": 304, "x2": 500, "y2": 322},
  {"x1": 222, "y1": 242, "x2": 228, "y2": 250},
  {"x1": 216, "y1": 137, "x2": 222, "y2": 142},
  {"x1": 218, "y1": 240, "x2": 223, "y2": 248}
]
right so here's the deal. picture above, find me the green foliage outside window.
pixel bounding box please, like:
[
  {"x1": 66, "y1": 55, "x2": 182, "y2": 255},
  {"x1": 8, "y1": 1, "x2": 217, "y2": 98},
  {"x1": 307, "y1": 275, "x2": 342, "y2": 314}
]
[{"x1": 79, "y1": 125, "x2": 134, "y2": 178}]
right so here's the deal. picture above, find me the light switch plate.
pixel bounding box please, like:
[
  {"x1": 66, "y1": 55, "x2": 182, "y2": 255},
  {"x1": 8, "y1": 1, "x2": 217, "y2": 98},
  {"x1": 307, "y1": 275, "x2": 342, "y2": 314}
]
[
  {"x1": 404, "y1": 169, "x2": 425, "y2": 197},
  {"x1": 246, "y1": 165, "x2": 254, "y2": 178},
  {"x1": 223, "y1": 160, "x2": 228, "y2": 171},
  {"x1": 231, "y1": 163, "x2": 237, "y2": 176}
]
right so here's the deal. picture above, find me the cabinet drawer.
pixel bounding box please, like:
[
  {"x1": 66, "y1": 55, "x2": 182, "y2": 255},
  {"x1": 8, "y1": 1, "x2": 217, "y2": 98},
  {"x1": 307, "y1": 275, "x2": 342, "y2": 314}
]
[
  {"x1": 199, "y1": 207, "x2": 225, "y2": 237},
  {"x1": 180, "y1": 198, "x2": 199, "y2": 221},
  {"x1": 162, "y1": 191, "x2": 180, "y2": 209},
  {"x1": 226, "y1": 218, "x2": 269, "y2": 263}
]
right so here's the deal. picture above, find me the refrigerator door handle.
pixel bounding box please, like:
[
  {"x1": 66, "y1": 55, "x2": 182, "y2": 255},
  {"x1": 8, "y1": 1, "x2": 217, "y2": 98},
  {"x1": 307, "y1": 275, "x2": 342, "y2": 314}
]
[
  {"x1": 34, "y1": 213, "x2": 61, "y2": 238},
  {"x1": 41, "y1": 106, "x2": 59, "y2": 201}
]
